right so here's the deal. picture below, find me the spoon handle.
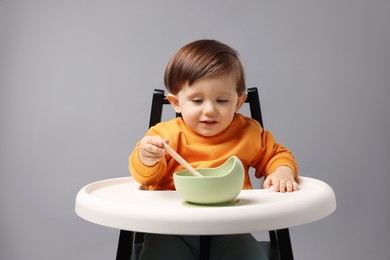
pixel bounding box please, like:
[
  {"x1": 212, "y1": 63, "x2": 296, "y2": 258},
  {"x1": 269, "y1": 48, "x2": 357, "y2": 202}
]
[{"x1": 163, "y1": 142, "x2": 202, "y2": 177}]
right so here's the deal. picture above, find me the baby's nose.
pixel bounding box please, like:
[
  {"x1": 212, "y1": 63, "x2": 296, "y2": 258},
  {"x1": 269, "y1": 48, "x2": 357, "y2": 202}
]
[{"x1": 203, "y1": 102, "x2": 216, "y2": 115}]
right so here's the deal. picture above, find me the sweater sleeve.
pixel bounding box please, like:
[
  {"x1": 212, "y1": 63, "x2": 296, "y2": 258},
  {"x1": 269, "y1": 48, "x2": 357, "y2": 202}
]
[{"x1": 254, "y1": 130, "x2": 298, "y2": 178}]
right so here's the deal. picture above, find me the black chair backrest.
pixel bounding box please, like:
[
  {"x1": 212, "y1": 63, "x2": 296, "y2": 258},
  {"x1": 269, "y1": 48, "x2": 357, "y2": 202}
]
[
  {"x1": 133, "y1": 87, "x2": 282, "y2": 260},
  {"x1": 149, "y1": 87, "x2": 264, "y2": 128}
]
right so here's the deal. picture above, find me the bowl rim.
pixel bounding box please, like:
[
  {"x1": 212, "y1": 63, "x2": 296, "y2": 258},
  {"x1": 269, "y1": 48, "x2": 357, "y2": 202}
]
[{"x1": 173, "y1": 156, "x2": 242, "y2": 178}]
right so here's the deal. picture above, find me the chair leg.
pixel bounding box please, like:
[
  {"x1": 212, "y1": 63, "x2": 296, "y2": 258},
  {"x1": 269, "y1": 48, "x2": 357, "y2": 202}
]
[
  {"x1": 269, "y1": 230, "x2": 277, "y2": 245},
  {"x1": 116, "y1": 230, "x2": 133, "y2": 260},
  {"x1": 199, "y1": 235, "x2": 211, "y2": 260},
  {"x1": 276, "y1": 228, "x2": 294, "y2": 260}
]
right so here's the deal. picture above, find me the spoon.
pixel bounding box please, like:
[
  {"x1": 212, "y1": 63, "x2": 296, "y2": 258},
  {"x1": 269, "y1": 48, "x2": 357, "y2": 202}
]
[{"x1": 162, "y1": 142, "x2": 203, "y2": 177}]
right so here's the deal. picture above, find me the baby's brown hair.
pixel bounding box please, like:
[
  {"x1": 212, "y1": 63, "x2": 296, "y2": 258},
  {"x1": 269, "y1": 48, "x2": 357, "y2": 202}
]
[{"x1": 164, "y1": 39, "x2": 246, "y2": 95}]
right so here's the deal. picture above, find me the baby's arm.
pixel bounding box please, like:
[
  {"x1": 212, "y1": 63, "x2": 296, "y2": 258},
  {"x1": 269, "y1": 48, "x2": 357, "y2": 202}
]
[
  {"x1": 138, "y1": 136, "x2": 168, "y2": 166},
  {"x1": 263, "y1": 166, "x2": 298, "y2": 192}
]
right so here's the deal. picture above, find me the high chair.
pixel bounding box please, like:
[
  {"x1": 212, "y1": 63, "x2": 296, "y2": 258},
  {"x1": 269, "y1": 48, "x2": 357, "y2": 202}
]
[{"x1": 117, "y1": 87, "x2": 294, "y2": 260}]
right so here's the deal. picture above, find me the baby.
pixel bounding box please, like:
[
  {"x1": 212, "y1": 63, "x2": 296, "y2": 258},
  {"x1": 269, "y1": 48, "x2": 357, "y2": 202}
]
[{"x1": 129, "y1": 39, "x2": 298, "y2": 259}]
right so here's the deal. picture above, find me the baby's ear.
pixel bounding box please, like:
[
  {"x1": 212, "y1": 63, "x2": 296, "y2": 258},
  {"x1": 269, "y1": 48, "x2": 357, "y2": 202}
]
[
  {"x1": 166, "y1": 94, "x2": 181, "y2": 113},
  {"x1": 235, "y1": 93, "x2": 247, "y2": 112}
]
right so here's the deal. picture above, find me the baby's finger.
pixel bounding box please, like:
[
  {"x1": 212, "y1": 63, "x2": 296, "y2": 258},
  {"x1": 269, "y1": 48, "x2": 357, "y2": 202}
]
[
  {"x1": 279, "y1": 180, "x2": 287, "y2": 193},
  {"x1": 285, "y1": 181, "x2": 293, "y2": 192},
  {"x1": 263, "y1": 176, "x2": 271, "y2": 189},
  {"x1": 272, "y1": 179, "x2": 281, "y2": 192},
  {"x1": 292, "y1": 181, "x2": 299, "y2": 191},
  {"x1": 286, "y1": 180, "x2": 298, "y2": 192},
  {"x1": 149, "y1": 142, "x2": 163, "y2": 152}
]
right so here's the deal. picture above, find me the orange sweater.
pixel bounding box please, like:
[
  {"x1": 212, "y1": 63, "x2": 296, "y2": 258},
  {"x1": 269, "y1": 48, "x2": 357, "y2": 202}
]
[{"x1": 129, "y1": 114, "x2": 297, "y2": 190}]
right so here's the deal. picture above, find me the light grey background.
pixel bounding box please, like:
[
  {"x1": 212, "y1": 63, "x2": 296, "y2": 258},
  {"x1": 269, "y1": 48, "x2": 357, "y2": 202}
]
[{"x1": 1, "y1": 1, "x2": 389, "y2": 259}]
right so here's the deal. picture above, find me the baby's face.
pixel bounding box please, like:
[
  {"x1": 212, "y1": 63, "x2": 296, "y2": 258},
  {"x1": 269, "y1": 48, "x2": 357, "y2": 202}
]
[{"x1": 169, "y1": 75, "x2": 246, "y2": 137}]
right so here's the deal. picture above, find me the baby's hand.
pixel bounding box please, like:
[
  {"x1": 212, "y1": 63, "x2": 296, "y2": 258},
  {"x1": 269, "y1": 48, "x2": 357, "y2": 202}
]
[
  {"x1": 138, "y1": 136, "x2": 168, "y2": 166},
  {"x1": 263, "y1": 166, "x2": 298, "y2": 192}
]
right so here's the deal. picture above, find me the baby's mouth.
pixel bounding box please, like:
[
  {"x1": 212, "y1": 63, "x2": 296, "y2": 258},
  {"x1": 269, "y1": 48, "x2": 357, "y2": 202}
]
[{"x1": 200, "y1": 120, "x2": 217, "y2": 125}]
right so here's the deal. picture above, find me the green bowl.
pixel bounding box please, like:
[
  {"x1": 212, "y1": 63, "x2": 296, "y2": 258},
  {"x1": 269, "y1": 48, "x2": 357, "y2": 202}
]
[{"x1": 173, "y1": 156, "x2": 244, "y2": 204}]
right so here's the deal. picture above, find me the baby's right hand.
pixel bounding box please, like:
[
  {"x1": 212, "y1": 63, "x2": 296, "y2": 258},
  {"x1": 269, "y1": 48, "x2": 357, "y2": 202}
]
[{"x1": 138, "y1": 136, "x2": 168, "y2": 166}]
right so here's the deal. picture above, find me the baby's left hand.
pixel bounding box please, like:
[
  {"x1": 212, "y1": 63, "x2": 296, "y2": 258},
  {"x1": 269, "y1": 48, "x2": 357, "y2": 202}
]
[{"x1": 263, "y1": 166, "x2": 298, "y2": 192}]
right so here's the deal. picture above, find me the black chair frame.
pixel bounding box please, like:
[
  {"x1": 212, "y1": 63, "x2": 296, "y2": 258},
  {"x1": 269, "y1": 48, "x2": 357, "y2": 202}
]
[{"x1": 117, "y1": 87, "x2": 294, "y2": 260}]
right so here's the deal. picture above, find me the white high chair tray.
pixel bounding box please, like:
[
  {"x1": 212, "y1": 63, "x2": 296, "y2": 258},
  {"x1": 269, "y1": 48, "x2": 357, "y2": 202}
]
[{"x1": 75, "y1": 176, "x2": 336, "y2": 235}]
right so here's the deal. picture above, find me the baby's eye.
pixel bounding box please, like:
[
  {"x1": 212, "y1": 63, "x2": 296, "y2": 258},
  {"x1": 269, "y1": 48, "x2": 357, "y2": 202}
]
[
  {"x1": 217, "y1": 99, "x2": 229, "y2": 103},
  {"x1": 191, "y1": 99, "x2": 203, "y2": 104}
]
